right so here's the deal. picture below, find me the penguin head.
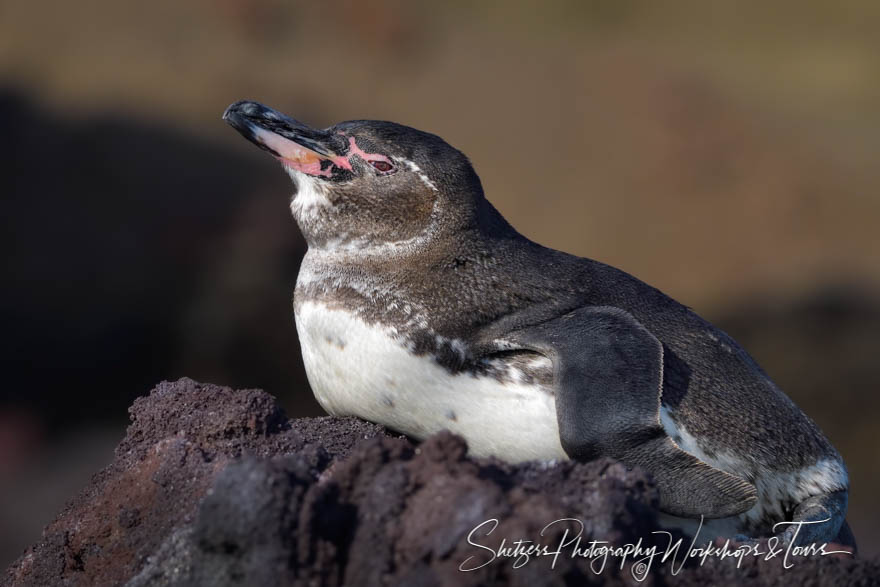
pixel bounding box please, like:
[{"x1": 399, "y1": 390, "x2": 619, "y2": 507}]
[{"x1": 223, "y1": 100, "x2": 487, "y2": 252}]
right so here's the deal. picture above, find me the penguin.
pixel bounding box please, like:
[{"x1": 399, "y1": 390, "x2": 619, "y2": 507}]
[{"x1": 222, "y1": 100, "x2": 851, "y2": 546}]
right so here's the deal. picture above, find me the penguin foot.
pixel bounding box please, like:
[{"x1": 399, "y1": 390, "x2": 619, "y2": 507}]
[{"x1": 777, "y1": 489, "x2": 849, "y2": 547}]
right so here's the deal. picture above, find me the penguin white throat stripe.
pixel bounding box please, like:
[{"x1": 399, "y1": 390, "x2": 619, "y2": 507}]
[{"x1": 223, "y1": 100, "x2": 852, "y2": 547}]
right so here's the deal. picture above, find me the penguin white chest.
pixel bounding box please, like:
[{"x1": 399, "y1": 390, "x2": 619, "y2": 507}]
[{"x1": 294, "y1": 300, "x2": 567, "y2": 462}]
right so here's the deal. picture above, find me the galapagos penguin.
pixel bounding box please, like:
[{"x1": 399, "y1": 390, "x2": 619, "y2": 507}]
[{"x1": 223, "y1": 100, "x2": 851, "y2": 546}]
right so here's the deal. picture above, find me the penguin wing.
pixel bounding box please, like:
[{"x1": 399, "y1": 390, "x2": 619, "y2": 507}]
[{"x1": 505, "y1": 305, "x2": 757, "y2": 519}]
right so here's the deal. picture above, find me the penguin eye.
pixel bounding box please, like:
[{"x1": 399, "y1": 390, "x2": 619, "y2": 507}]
[{"x1": 369, "y1": 160, "x2": 394, "y2": 173}]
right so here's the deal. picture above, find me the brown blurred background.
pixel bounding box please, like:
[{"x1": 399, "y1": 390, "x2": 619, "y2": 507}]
[{"x1": 1, "y1": 0, "x2": 878, "y2": 565}]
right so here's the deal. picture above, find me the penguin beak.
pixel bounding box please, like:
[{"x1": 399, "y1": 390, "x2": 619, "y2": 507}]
[{"x1": 223, "y1": 100, "x2": 347, "y2": 176}]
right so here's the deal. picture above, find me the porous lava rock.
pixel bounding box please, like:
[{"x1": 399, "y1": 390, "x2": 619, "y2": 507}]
[{"x1": 3, "y1": 379, "x2": 877, "y2": 586}]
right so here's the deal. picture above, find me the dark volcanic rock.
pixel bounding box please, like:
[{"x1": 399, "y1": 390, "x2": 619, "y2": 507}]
[
  {"x1": 3, "y1": 379, "x2": 876, "y2": 586},
  {"x1": 2, "y1": 379, "x2": 385, "y2": 587}
]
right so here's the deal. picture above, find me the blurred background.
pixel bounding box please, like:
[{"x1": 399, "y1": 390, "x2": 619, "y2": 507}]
[{"x1": 1, "y1": 0, "x2": 878, "y2": 565}]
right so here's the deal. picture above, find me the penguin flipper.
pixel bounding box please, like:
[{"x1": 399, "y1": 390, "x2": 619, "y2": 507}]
[{"x1": 507, "y1": 305, "x2": 757, "y2": 519}]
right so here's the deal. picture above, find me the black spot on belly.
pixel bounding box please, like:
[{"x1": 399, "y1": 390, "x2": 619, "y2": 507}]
[
  {"x1": 324, "y1": 335, "x2": 346, "y2": 350},
  {"x1": 383, "y1": 395, "x2": 395, "y2": 408},
  {"x1": 446, "y1": 409, "x2": 457, "y2": 422}
]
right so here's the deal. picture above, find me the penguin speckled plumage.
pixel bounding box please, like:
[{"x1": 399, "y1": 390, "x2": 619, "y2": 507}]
[{"x1": 223, "y1": 100, "x2": 851, "y2": 546}]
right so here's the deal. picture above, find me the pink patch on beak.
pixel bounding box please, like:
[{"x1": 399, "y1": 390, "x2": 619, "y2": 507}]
[{"x1": 251, "y1": 126, "x2": 333, "y2": 177}]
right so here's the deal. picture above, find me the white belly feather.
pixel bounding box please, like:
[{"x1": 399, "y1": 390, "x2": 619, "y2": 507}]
[{"x1": 295, "y1": 300, "x2": 567, "y2": 462}]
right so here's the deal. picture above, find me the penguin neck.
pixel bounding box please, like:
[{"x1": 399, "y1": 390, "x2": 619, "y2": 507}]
[
  {"x1": 472, "y1": 196, "x2": 520, "y2": 241},
  {"x1": 303, "y1": 188, "x2": 518, "y2": 264}
]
